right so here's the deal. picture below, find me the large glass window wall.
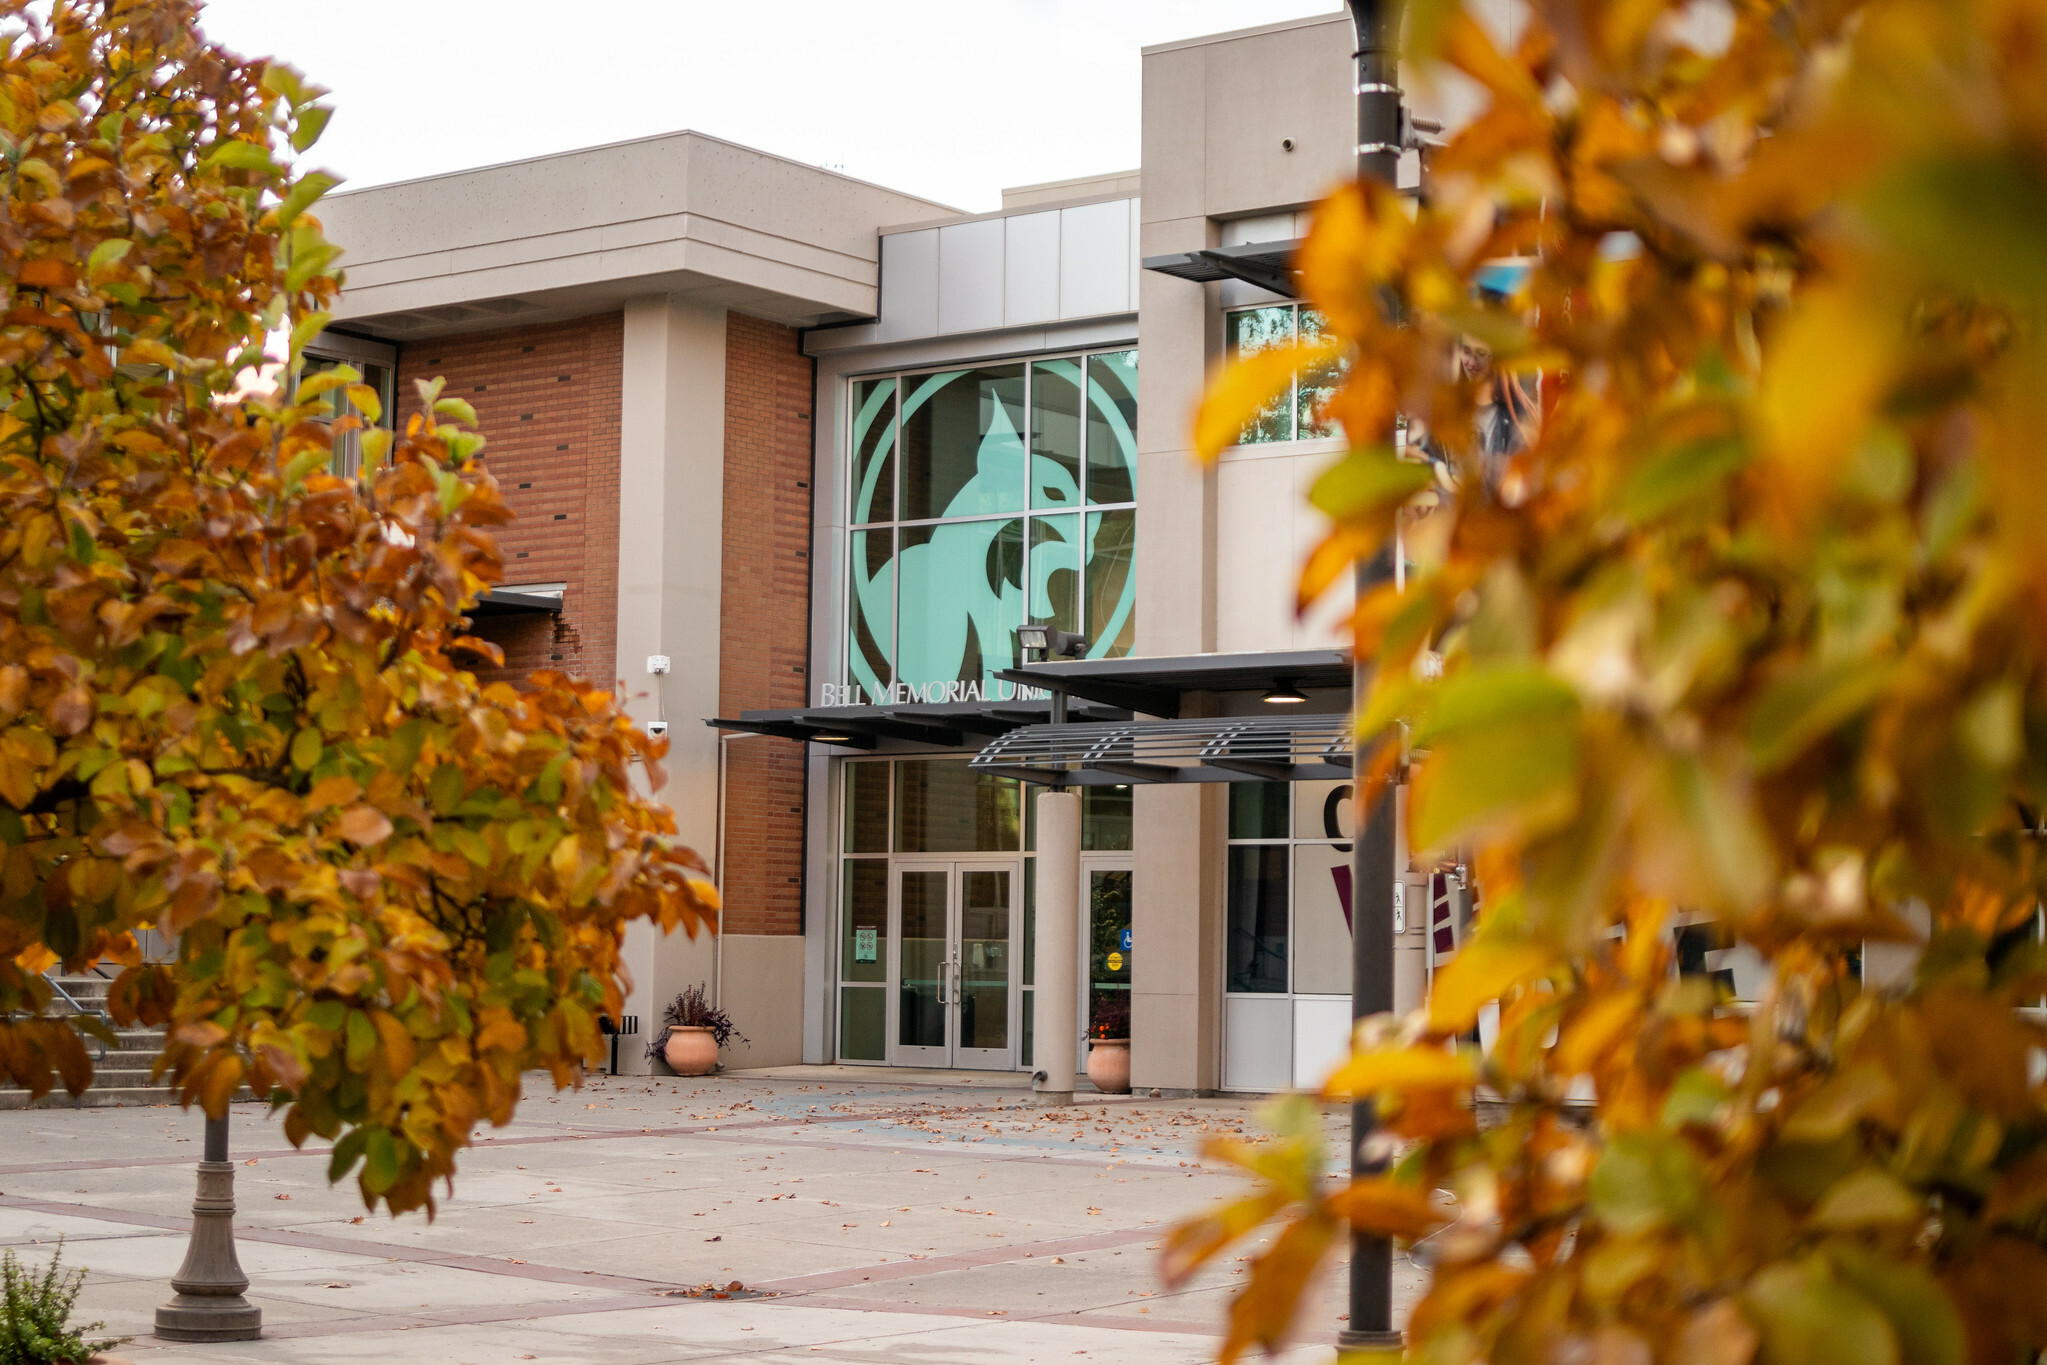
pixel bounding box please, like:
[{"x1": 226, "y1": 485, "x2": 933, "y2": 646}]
[
  {"x1": 835, "y1": 758, "x2": 1131, "y2": 1067},
  {"x1": 844, "y1": 351, "x2": 1137, "y2": 705}
]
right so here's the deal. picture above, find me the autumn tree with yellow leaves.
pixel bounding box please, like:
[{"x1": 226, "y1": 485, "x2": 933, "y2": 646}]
[
  {"x1": 1173, "y1": 1, "x2": 2047, "y2": 1362},
  {"x1": 0, "y1": 0, "x2": 714, "y2": 1215}
]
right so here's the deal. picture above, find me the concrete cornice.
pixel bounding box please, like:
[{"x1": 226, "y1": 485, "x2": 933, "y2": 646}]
[
  {"x1": 1140, "y1": 9, "x2": 1346, "y2": 57},
  {"x1": 318, "y1": 131, "x2": 957, "y2": 340}
]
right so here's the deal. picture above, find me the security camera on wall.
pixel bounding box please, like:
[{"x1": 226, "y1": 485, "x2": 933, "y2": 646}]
[{"x1": 645, "y1": 720, "x2": 670, "y2": 738}]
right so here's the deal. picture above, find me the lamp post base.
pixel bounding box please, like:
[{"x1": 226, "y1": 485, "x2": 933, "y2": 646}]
[
  {"x1": 156, "y1": 1130, "x2": 261, "y2": 1343},
  {"x1": 153, "y1": 1296, "x2": 263, "y2": 1343},
  {"x1": 1337, "y1": 1327, "x2": 1405, "y2": 1351}
]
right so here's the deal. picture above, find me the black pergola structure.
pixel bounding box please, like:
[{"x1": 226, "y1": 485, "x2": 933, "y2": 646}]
[{"x1": 711, "y1": 650, "x2": 1353, "y2": 757}]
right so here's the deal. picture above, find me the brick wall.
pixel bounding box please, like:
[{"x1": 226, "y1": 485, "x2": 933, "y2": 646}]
[
  {"x1": 718, "y1": 314, "x2": 814, "y2": 937},
  {"x1": 395, "y1": 313, "x2": 624, "y2": 689}
]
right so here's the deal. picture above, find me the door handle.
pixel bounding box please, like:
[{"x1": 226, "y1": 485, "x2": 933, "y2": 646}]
[{"x1": 937, "y1": 958, "x2": 949, "y2": 1006}]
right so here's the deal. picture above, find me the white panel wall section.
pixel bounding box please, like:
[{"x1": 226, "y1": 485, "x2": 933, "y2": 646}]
[
  {"x1": 937, "y1": 217, "x2": 1005, "y2": 335},
  {"x1": 1291, "y1": 998, "x2": 1352, "y2": 1091},
  {"x1": 876, "y1": 229, "x2": 938, "y2": 341},
  {"x1": 1127, "y1": 198, "x2": 1143, "y2": 318},
  {"x1": 1003, "y1": 211, "x2": 1061, "y2": 325},
  {"x1": 859, "y1": 197, "x2": 1138, "y2": 345},
  {"x1": 1059, "y1": 198, "x2": 1132, "y2": 319},
  {"x1": 1214, "y1": 442, "x2": 1354, "y2": 654},
  {"x1": 1223, "y1": 995, "x2": 1293, "y2": 1092}
]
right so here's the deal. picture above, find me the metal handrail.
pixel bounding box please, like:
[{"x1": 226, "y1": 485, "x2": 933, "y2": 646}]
[{"x1": 43, "y1": 968, "x2": 110, "y2": 1061}]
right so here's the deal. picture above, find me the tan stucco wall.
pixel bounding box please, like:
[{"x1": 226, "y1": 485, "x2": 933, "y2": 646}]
[{"x1": 717, "y1": 934, "x2": 807, "y2": 1069}]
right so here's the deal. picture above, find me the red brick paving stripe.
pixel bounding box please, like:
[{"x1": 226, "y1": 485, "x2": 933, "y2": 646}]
[
  {"x1": 0, "y1": 1091, "x2": 1184, "y2": 1179},
  {"x1": 788, "y1": 1295, "x2": 1213, "y2": 1337},
  {"x1": 752, "y1": 1224, "x2": 1165, "y2": 1295},
  {"x1": 3, "y1": 1187, "x2": 1225, "y2": 1349},
  {"x1": 0, "y1": 1192, "x2": 1175, "y2": 1305}
]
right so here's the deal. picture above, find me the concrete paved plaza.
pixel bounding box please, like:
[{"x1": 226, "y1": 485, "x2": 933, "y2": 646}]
[{"x1": 0, "y1": 1068, "x2": 1423, "y2": 1364}]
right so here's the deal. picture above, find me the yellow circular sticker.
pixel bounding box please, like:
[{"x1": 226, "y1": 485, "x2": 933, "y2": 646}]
[{"x1": 1107, "y1": 951, "x2": 1124, "y2": 972}]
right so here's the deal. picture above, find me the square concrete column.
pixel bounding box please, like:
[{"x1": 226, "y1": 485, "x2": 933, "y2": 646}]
[
  {"x1": 1033, "y1": 789, "x2": 1081, "y2": 1104},
  {"x1": 1131, "y1": 781, "x2": 1225, "y2": 1095},
  {"x1": 612, "y1": 295, "x2": 726, "y2": 1073},
  {"x1": 1130, "y1": 211, "x2": 1227, "y2": 1097}
]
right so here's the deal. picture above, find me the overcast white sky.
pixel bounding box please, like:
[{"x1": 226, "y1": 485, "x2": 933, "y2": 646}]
[{"x1": 196, "y1": 1, "x2": 1343, "y2": 214}]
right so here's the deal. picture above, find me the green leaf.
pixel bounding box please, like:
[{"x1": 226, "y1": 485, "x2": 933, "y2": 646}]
[
  {"x1": 1590, "y1": 1132, "x2": 1706, "y2": 1235},
  {"x1": 432, "y1": 396, "x2": 477, "y2": 426},
  {"x1": 361, "y1": 1127, "x2": 399, "y2": 1195},
  {"x1": 1662, "y1": 1067, "x2": 1732, "y2": 1129},
  {"x1": 1410, "y1": 664, "x2": 1578, "y2": 746},
  {"x1": 1825, "y1": 1243, "x2": 1964, "y2": 1365},
  {"x1": 327, "y1": 1127, "x2": 366, "y2": 1182},
  {"x1": 277, "y1": 170, "x2": 338, "y2": 229},
  {"x1": 1409, "y1": 722, "x2": 1580, "y2": 853},
  {"x1": 344, "y1": 1010, "x2": 375, "y2": 1069},
  {"x1": 1747, "y1": 658, "x2": 1898, "y2": 772},
  {"x1": 429, "y1": 763, "x2": 465, "y2": 815},
  {"x1": 202, "y1": 139, "x2": 276, "y2": 174},
  {"x1": 1620, "y1": 434, "x2": 1749, "y2": 522},
  {"x1": 1309, "y1": 444, "x2": 1434, "y2": 522},
  {"x1": 290, "y1": 105, "x2": 333, "y2": 153},
  {"x1": 1865, "y1": 152, "x2": 2047, "y2": 302},
  {"x1": 85, "y1": 237, "x2": 130, "y2": 276},
  {"x1": 289, "y1": 727, "x2": 322, "y2": 773},
  {"x1": 1745, "y1": 1259, "x2": 1900, "y2": 1365},
  {"x1": 288, "y1": 310, "x2": 331, "y2": 361}
]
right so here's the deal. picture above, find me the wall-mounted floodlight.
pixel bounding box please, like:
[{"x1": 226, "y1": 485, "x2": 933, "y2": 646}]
[{"x1": 1018, "y1": 624, "x2": 1087, "y2": 661}]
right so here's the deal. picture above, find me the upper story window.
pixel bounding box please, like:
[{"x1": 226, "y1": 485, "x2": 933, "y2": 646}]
[
  {"x1": 844, "y1": 350, "x2": 1137, "y2": 706},
  {"x1": 301, "y1": 333, "x2": 397, "y2": 478},
  {"x1": 1224, "y1": 303, "x2": 1343, "y2": 446}
]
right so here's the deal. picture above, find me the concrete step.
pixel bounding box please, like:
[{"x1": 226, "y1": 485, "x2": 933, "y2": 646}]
[{"x1": 0, "y1": 1083, "x2": 176, "y2": 1111}]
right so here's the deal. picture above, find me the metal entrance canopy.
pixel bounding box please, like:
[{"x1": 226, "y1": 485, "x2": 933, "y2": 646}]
[
  {"x1": 1000, "y1": 649, "x2": 1351, "y2": 718},
  {"x1": 1141, "y1": 239, "x2": 1305, "y2": 298},
  {"x1": 710, "y1": 697, "x2": 1130, "y2": 750},
  {"x1": 970, "y1": 713, "x2": 1353, "y2": 787}
]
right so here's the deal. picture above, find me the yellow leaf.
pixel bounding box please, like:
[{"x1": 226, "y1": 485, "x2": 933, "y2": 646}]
[
  {"x1": 305, "y1": 775, "x2": 362, "y2": 812},
  {"x1": 1193, "y1": 342, "x2": 1334, "y2": 462},
  {"x1": 1324, "y1": 1044, "x2": 1475, "y2": 1098},
  {"x1": 1327, "y1": 1177, "x2": 1441, "y2": 1238},
  {"x1": 1758, "y1": 287, "x2": 1890, "y2": 529},
  {"x1": 1429, "y1": 937, "x2": 1558, "y2": 1033},
  {"x1": 1554, "y1": 990, "x2": 1642, "y2": 1076},
  {"x1": 1811, "y1": 1168, "x2": 1921, "y2": 1229}
]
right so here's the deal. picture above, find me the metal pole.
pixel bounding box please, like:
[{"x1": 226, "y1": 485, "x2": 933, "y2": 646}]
[
  {"x1": 155, "y1": 1111, "x2": 262, "y2": 1342},
  {"x1": 1344, "y1": 0, "x2": 1406, "y2": 1352}
]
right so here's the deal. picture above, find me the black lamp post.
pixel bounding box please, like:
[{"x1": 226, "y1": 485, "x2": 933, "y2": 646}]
[
  {"x1": 154, "y1": 1111, "x2": 261, "y2": 1342},
  {"x1": 1343, "y1": 0, "x2": 1406, "y2": 1353}
]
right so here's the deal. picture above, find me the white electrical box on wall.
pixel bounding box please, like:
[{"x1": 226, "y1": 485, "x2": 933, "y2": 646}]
[{"x1": 646, "y1": 655, "x2": 671, "y2": 675}]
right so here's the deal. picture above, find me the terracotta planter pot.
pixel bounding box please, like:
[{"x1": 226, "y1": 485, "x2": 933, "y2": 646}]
[
  {"x1": 1085, "y1": 1038, "x2": 1131, "y2": 1094},
  {"x1": 663, "y1": 1025, "x2": 719, "y2": 1077}
]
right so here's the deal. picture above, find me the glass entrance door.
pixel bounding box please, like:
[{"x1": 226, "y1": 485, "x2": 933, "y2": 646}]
[
  {"x1": 1079, "y1": 855, "x2": 1134, "y2": 1071},
  {"x1": 891, "y1": 862, "x2": 1017, "y2": 1070}
]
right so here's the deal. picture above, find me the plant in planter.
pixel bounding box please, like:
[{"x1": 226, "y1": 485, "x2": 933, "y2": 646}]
[
  {"x1": 648, "y1": 985, "x2": 749, "y2": 1077},
  {"x1": 0, "y1": 1239, "x2": 127, "y2": 1365},
  {"x1": 1085, "y1": 999, "x2": 1131, "y2": 1094}
]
